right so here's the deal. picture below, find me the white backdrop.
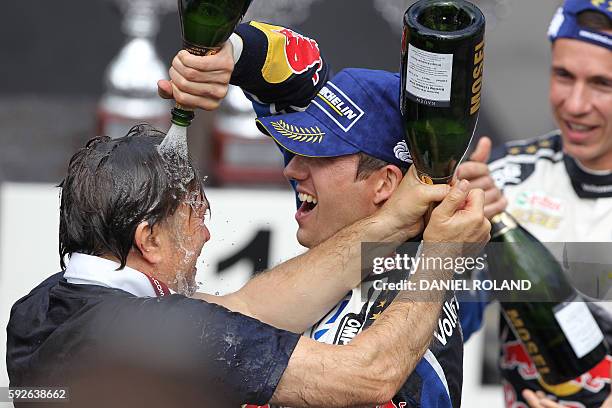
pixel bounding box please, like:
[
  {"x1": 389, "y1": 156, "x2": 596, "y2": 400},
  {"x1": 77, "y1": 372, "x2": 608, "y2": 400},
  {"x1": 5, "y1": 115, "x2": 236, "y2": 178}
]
[{"x1": 0, "y1": 183, "x2": 501, "y2": 407}]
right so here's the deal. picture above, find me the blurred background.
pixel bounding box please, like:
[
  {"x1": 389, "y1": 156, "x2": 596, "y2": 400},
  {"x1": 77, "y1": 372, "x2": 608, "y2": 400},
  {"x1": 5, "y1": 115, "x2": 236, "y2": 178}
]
[{"x1": 0, "y1": 0, "x2": 561, "y2": 406}]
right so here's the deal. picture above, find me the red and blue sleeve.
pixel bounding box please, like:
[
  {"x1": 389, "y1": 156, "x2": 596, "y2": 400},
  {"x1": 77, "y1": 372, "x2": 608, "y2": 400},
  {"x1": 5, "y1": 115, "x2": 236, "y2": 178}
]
[{"x1": 230, "y1": 21, "x2": 330, "y2": 116}]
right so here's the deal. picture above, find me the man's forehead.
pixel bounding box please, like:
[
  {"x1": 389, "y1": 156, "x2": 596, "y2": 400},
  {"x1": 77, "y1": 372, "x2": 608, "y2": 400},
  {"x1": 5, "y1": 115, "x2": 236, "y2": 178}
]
[
  {"x1": 287, "y1": 154, "x2": 364, "y2": 190},
  {"x1": 552, "y1": 38, "x2": 612, "y2": 72},
  {"x1": 295, "y1": 153, "x2": 360, "y2": 169}
]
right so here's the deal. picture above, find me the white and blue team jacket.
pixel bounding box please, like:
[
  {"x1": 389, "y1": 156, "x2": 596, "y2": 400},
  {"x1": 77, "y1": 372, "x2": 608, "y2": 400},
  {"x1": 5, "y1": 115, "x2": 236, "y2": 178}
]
[
  {"x1": 303, "y1": 269, "x2": 464, "y2": 408},
  {"x1": 489, "y1": 131, "x2": 612, "y2": 408}
]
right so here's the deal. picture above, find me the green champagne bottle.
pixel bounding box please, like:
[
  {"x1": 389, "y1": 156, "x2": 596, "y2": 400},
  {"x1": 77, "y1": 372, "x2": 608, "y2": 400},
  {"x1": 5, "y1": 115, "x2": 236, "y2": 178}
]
[
  {"x1": 489, "y1": 212, "x2": 608, "y2": 385},
  {"x1": 171, "y1": 0, "x2": 252, "y2": 127},
  {"x1": 400, "y1": 0, "x2": 485, "y2": 184},
  {"x1": 179, "y1": 0, "x2": 252, "y2": 56}
]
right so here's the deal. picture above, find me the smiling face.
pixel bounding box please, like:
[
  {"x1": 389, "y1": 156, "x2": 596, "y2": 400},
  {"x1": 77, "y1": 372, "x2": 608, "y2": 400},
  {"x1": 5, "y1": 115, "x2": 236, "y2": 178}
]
[
  {"x1": 283, "y1": 154, "x2": 382, "y2": 248},
  {"x1": 550, "y1": 38, "x2": 612, "y2": 170}
]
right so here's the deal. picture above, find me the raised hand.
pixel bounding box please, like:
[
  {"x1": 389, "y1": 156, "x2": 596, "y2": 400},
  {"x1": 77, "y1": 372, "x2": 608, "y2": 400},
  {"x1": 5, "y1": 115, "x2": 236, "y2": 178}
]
[
  {"x1": 456, "y1": 136, "x2": 507, "y2": 219},
  {"x1": 158, "y1": 40, "x2": 235, "y2": 111}
]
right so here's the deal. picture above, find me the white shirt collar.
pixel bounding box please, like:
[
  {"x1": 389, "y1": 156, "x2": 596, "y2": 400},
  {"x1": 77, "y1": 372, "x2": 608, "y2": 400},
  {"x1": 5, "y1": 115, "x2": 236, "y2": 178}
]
[{"x1": 63, "y1": 253, "x2": 156, "y2": 297}]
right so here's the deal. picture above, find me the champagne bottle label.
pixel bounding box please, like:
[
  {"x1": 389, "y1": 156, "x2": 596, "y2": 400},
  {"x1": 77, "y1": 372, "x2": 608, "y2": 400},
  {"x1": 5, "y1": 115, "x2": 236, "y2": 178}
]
[
  {"x1": 405, "y1": 44, "x2": 453, "y2": 107},
  {"x1": 554, "y1": 299, "x2": 605, "y2": 358},
  {"x1": 183, "y1": 42, "x2": 219, "y2": 57},
  {"x1": 470, "y1": 40, "x2": 485, "y2": 115}
]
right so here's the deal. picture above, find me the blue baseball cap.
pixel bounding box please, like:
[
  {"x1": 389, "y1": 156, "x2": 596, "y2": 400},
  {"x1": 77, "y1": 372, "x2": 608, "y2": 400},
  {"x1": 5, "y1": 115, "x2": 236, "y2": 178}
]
[
  {"x1": 255, "y1": 68, "x2": 413, "y2": 168},
  {"x1": 548, "y1": 0, "x2": 612, "y2": 50}
]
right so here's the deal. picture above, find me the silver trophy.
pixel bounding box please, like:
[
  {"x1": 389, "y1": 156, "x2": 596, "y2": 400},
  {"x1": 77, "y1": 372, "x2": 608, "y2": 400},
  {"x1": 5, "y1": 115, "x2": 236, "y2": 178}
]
[{"x1": 97, "y1": 0, "x2": 176, "y2": 138}]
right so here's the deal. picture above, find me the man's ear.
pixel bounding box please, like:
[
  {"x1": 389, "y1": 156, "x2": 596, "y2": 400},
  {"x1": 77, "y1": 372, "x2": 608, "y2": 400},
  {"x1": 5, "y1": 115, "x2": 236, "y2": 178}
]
[
  {"x1": 372, "y1": 165, "x2": 404, "y2": 206},
  {"x1": 134, "y1": 221, "x2": 163, "y2": 264}
]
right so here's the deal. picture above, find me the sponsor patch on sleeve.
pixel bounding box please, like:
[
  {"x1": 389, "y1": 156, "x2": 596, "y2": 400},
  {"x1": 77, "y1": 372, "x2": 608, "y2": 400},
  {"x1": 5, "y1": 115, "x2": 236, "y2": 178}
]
[{"x1": 249, "y1": 21, "x2": 323, "y2": 85}]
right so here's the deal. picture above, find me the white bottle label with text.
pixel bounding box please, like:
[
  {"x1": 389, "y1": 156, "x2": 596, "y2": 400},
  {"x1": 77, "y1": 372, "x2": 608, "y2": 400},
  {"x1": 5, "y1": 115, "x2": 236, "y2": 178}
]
[
  {"x1": 554, "y1": 300, "x2": 604, "y2": 358},
  {"x1": 405, "y1": 44, "x2": 453, "y2": 107}
]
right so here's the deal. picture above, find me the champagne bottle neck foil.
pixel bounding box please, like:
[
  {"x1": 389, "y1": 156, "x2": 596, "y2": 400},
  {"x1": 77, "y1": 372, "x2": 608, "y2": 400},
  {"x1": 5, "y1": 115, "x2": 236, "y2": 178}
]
[{"x1": 490, "y1": 211, "x2": 518, "y2": 239}]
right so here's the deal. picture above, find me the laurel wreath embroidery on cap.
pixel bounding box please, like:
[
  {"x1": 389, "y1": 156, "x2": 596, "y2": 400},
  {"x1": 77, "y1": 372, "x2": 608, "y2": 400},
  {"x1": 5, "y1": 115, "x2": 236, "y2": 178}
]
[{"x1": 271, "y1": 120, "x2": 325, "y2": 143}]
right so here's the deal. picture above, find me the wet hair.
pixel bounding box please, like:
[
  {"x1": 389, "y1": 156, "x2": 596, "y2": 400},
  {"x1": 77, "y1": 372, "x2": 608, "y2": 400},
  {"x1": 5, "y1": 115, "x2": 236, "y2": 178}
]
[
  {"x1": 577, "y1": 10, "x2": 612, "y2": 31},
  {"x1": 355, "y1": 152, "x2": 409, "y2": 181},
  {"x1": 59, "y1": 124, "x2": 205, "y2": 270}
]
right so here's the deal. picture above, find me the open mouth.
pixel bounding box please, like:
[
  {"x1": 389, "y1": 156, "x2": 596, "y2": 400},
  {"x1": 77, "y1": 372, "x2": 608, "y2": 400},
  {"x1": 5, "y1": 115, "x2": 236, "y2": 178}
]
[
  {"x1": 297, "y1": 192, "x2": 318, "y2": 215},
  {"x1": 564, "y1": 120, "x2": 599, "y2": 143},
  {"x1": 566, "y1": 121, "x2": 597, "y2": 132}
]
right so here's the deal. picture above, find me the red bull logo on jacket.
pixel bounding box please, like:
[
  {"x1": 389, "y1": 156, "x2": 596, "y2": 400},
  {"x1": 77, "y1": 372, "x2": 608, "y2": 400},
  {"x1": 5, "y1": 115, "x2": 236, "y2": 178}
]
[
  {"x1": 501, "y1": 340, "x2": 539, "y2": 380},
  {"x1": 577, "y1": 355, "x2": 611, "y2": 393},
  {"x1": 502, "y1": 340, "x2": 611, "y2": 398},
  {"x1": 377, "y1": 401, "x2": 407, "y2": 408},
  {"x1": 250, "y1": 21, "x2": 323, "y2": 86}
]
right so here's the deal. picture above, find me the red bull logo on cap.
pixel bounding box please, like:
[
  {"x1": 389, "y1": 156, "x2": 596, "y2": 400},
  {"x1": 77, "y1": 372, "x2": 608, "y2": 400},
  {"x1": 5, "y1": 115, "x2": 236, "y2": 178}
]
[{"x1": 250, "y1": 21, "x2": 323, "y2": 85}]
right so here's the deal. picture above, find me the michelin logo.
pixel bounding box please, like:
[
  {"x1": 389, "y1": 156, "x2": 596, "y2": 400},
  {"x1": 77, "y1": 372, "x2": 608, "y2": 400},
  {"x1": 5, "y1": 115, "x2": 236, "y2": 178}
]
[{"x1": 312, "y1": 81, "x2": 364, "y2": 132}]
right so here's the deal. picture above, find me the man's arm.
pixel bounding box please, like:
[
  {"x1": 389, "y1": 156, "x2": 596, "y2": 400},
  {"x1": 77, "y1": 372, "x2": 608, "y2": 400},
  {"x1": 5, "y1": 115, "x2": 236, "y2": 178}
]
[
  {"x1": 269, "y1": 180, "x2": 491, "y2": 407},
  {"x1": 230, "y1": 21, "x2": 329, "y2": 114},
  {"x1": 195, "y1": 166, "x2": 450, "y2": 333},
  {"x1": 158, "y1": 21, "x2": 328, "y2": 114},
  {"x1": 107, "y1": 182, "x2": 487, "y2": 408}
]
